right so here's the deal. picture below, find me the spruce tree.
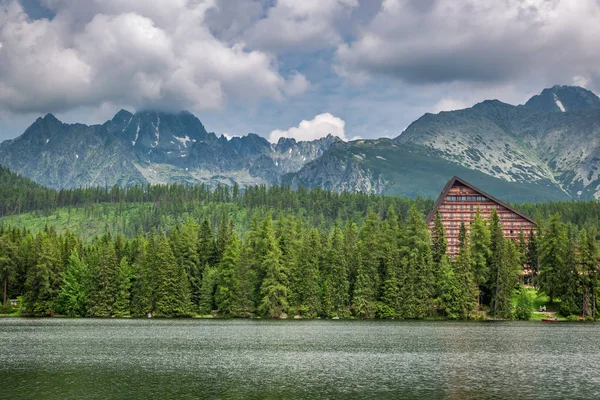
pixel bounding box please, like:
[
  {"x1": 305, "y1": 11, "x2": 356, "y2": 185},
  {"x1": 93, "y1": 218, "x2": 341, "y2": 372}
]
[
  {"x1": 352, "y1": 253, "x2": 377, "y2": 318},
  {"x1": 492, "y1": 240, "x2": 520, "y2": 319},
  {"x1": 579, "y1": 228, "x2": 599, "y2": 318},
  {"x1": 290, "y1": 229, "x2": 321, "y2": 317},
  {"x1": 0, "y1": 235, "x2": 16, "y2": 313},
  {"x1": 437, "y1": 255, "x2": 462, "y2": 318},
  {"x1": 87, "y1": 234, "x2": 119, "y2": 317},
  {"x1": 470, "y1": 209, "x2": 491, "y2": 307},
  {"x1": 431, "y1": 210, "x2": 447, "y2": 265},
  {"x1": 153, "y1": 232, "x2": 190, "y2": 317},
  {"x1": 258, "y1": 215, "x2": 289, "y2": 318},
  {"x1": 56, "y1": 250, "x2": 89, "y2": 317},
  {"x1": 526, "y1": 229, "x2": 540, "y2": 286},
  {"x1": 198, "y1": 265, "x2": 218, "y2": 315},
  {"x1": 453, "y1": 222, "x2": 478, "y2": 318},
  {"x1": 399, "y1": 205, "x2": 435, "y2": 318},
  {"x1": 113, "y1": 257, "x2": 132, "y2": 317},
  {"x1": 24, "y1": 235, "x2": 61, "y2": 316},
  {"x1": 215, "y1": 232, "x2": 241, "y2": 316},
  {"x1": 538, "y1": 215, "x2": 569, "y2": 304},
  {"x1": 322, "y1": 224, "x2": 349, "y2": 318}
]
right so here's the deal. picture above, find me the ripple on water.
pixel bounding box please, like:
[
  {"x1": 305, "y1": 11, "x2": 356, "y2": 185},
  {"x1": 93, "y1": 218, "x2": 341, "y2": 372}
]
[{"x1": 1, "y1": 319, "x2": 600, "y2": 399}]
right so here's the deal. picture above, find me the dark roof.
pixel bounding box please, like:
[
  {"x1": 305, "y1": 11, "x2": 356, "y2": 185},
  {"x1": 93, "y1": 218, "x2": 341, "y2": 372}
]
[{"x1": 426, "y1": 176, "x2": 536, "y2": 225}]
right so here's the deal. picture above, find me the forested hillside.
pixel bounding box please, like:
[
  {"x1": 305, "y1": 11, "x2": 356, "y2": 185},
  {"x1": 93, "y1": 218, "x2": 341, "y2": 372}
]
[{"x1": 1, "y1": 171, "x2": 599, "y2": 320}]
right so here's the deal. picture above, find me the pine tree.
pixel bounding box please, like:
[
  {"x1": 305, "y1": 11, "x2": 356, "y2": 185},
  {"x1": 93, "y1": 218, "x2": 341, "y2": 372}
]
[
  {"x1": 470, "y1": 209, "x2": 491, "y2": 307},
  {"x1": 87, "y1": 234, "x2": 119, "y2": 317},
  {"x1": 431, "y1": 210, "x2": 447, "y2": 265},
  {"x1": 579, "y1": 228, "x2": 599, "y2": 319},
  {"x1": 130, "y1": 234, "x2": 152, "y2": 317},
  {"x1": 559, "y1": 225, "x2": 581, "y2": 316},
  {"x1": 437, "y1": 255, "x2": 462, "y2": 319},
  {"x1": 171, "y1": 220, "x2": 201, "y2": 309},
  {"x1": 56, "y1": 250, "x2": 89, "y2": 317},
  {"x1": 290, "y1": 229, "x2": 321, "y2": 317},
  {"x1": 0, "y1": 235, "x2": 16, "y2": 313},
  {"x1": 322, "y1": 224, "x2": 350, "y2": 318},
  {"x1": 352, "y1": 253, "x2": 377, "y2": 318},
  {"x1": 198, "y1": 265, "x2": 218, "y2": 315},
  {"x1": 398, "y1": 205, "x2": 435, "y2": 318},
  {"x1": 215, "y1": 232, "x2": 241, "y2": 316},
  {"x1": 377, "y1": 211, "x2": 401, "y2": 318},
  {"x1": 538, "y1": 215, "x2": 569, "y2": 304},
  {"x1": 113, "y1": 257, "x2": 132, "y2": 317},
  {"x1": 153, "y1": 232, "x2": 190, "y2": 317},
  {"x1": 258, "y1": 215, "x2": 289, "y2": 318},
  {"x1": 453, "y1": 222, "x2": 478, "y2": 318},
  {"x1": 492, "y1": 240, "x2": 520, "y2": 319},
  {"x1": 526, "y1": 229, "x2": 540, "y2": 286},
  {"x1": 24, "y1": 234, "x2": 61, "y2": 316}
]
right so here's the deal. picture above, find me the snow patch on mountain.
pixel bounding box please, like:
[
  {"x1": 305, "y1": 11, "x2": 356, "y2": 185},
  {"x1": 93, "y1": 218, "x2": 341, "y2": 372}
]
[
  {"x1": 554, "y1": 93, "x2": 566, "y2": 112},
  {"x1": 174, "y1": 135, "x2": 191, "y2": 148}
]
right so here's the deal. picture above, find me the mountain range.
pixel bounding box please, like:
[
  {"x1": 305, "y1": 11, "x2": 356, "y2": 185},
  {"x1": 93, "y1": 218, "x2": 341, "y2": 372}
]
[{"x1": 1, "y1": 85, "x2": 600, "y2": 202}]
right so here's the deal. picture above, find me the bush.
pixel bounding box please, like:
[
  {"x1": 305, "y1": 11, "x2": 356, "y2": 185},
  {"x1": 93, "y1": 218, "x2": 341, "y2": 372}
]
[
  {"x1": 566, "y1": 315, "x2": 579, "y2": 322},
  {"x1": 514, "y1": 289, "x2": 533, "y2": 320}
]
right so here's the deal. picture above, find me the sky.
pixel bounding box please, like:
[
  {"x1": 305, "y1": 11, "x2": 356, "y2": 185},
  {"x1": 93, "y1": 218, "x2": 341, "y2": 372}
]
[{"x1": 1, "y1": 0, "x2": 600, "y2": 143}]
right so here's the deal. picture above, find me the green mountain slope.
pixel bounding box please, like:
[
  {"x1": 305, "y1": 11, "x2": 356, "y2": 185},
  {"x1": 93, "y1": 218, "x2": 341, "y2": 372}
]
[{"x1": 284, "y1": 139, "x2": 570, "y2": 202}]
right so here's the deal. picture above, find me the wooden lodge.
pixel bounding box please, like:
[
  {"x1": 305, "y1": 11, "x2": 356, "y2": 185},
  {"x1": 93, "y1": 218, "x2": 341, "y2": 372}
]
[{"x1": 427, "y1": 176, "x2": 536, "y2": 257}]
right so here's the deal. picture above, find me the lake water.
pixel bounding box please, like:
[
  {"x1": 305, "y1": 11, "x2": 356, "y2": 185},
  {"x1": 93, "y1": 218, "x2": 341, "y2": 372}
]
[{"x1": 1, "y1": 319, "x2": 599, "y2": 399}]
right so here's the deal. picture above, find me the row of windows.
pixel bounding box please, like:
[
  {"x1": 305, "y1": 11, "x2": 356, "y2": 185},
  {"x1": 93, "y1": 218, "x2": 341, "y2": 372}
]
[
  {"x1": 442, "y1": 220, "x2": 531, "y2": 227},
  {"x1": 446, "y1": 196, "x2": 489, "y2": 202}
]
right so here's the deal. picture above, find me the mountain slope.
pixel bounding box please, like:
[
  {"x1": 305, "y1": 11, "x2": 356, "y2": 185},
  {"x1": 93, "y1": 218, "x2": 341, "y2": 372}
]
[
  {"x1": 0, "y1": 111, "x2": 339, "y2": 189},
  {"x1": 286, "y1": 86, "x2": 600, "y2": 201},
  {"x1": 284, "y1": 139, "x2": 570, "y2": 202},
  {"x1": 393, "y1": 86, "x2": 600, "y2": 199}
]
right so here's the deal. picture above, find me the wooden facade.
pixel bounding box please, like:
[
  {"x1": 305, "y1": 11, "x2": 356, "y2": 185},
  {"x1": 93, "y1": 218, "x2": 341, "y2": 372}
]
[{"x1": 427, "y1": 177, "x2": 536, "y2": 257}]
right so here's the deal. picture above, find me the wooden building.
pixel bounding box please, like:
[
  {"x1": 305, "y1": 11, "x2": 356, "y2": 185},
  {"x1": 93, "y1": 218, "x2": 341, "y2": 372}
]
[{"x1": 427, "y1": 176, "x2": 536, "y2": 257}]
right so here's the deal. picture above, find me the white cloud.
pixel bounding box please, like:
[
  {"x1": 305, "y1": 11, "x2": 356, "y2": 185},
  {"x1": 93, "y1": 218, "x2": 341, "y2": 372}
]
[
  {"x1": 243, "y1": 0, "x2": 358, "y2": 52},
  {"x1": 0, "y1": 0, "x2": 309, "y2": 114},
  {"x1": 336, "y1": 0, "x2": 600, "y2": 91},
  {"x1": 432, "y1": 98, "x2": 469, "y2": 113},
  {"x1": 269, "y1": 113, "x2": 346, "y2": 143}
]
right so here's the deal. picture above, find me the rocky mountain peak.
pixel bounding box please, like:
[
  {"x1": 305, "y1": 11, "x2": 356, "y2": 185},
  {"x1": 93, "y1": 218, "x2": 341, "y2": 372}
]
[{"x1": 522, "y1": 85, "x2": 600, "y2": 113}]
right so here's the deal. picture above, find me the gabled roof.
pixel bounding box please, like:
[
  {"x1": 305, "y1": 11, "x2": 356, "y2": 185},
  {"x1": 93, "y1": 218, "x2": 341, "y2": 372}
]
[{"x1": 426, "y1": 176, "x2": 536, "y2": 225}]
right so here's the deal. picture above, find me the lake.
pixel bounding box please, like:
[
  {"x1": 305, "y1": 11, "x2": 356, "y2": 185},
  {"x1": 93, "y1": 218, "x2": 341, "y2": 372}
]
[{"x1": 1, "y1": 319, "x2": 599, "y2": 399}]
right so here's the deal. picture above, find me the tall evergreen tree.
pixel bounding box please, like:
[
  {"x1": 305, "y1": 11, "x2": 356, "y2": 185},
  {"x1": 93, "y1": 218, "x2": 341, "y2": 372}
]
[
  {"x1": 0, "y1": 235, "x2": 16, "y2": 312},
  {"x1": 113, "y1": 257, "x2": 132, "y2": 317},
  {"x1": 215, "y1": 232, "x2": 241, "y2": 316},
  {"x1": 258, "y1": 215, "x2": 289, "y2": 318},
  {"x1": 538, "y1": 215, "x2": 569, "y2": 304},
  {"x1": 399, "y1": 205, "x2": 435, "y2": 318},
  {"x1": 290, "y1": 229, "x2": 321, "y2": 317},
  {"x1": 579, "y1": 228, "x2": 599, "y2": 318},
  {"x1": 470, "y1": 209, "x2": 491, "y2": 307},
  {"x1": 87, "y1": 234, "x2": 119, "y2": 317},
  {"x1": 24, "y1": 234, "x2": 61, "y2": 316},
  {"x1": 153, "y1": 232, "x2": 190, "y2": 317},
  {"x1": 56, "y1": 250, "x2": 89, "y2": 317},
  {"x1": 453, "y1": 222, "x2": 478, "y2": 318},
  {"x1": 322, "y1": 224, "x2": 350, "y2": 318},
  {"x1": 431, "y1": 210, "x2": 447, "y2": 265}
]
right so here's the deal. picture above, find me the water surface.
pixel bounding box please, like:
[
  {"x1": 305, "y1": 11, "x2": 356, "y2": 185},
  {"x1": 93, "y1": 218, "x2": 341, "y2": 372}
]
[{"x1": 1, "y1": 319, "x2": 598, "y2": 399}]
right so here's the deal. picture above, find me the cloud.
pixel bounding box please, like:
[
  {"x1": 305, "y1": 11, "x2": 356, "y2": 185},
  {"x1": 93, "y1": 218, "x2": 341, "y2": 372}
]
[
  {"x1": 0, "y1": 0, "x2": 309, "y2": 115},
  {"x1": 242, "y1": 0, "x2": 358, "y2": 52},
  {"x1": 336, "y1": 0, "x2": 600, "y2": 91},
  {"x1": 269, "y1": 113, "x2": 346, "y2": 143},
  {"x1": 432, "y1": 98, "x2": 469, "y2": 113}
]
